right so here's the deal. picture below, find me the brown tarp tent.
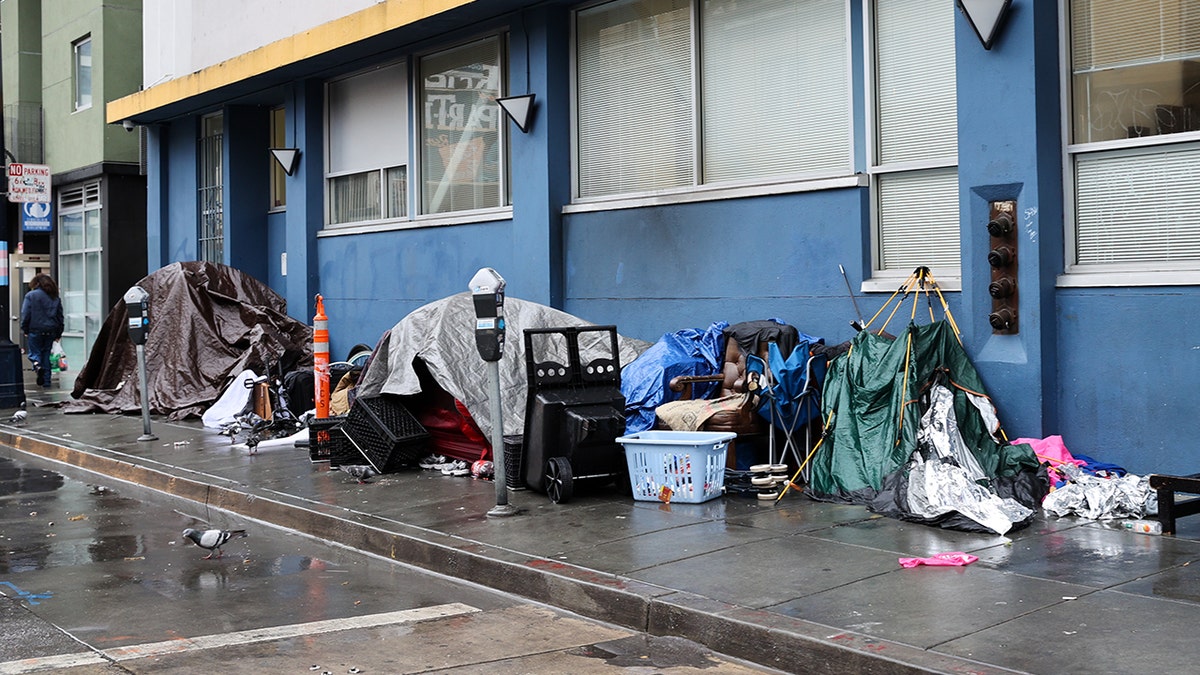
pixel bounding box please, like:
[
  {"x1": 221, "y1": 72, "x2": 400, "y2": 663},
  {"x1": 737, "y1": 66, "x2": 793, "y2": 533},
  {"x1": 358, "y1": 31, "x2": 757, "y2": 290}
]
[{"x1": 63, "y1": 261, "x2": 313, "y2": 420}]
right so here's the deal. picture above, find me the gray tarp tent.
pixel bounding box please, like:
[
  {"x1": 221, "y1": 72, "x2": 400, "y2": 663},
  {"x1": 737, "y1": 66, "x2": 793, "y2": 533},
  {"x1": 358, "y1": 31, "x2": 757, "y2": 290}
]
[{"x1": 356, "y1": 293, "x2": 651, "y2": 442}]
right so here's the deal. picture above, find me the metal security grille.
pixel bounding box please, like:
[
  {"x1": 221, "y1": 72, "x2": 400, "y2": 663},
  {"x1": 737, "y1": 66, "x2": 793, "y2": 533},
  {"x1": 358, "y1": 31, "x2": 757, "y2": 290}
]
[
  {"x1": 3, "y1": 102, "x2": 44, "y2": 164},
  {"x1": 198, "y1": 114, "x2": 224, "y2": 263}
]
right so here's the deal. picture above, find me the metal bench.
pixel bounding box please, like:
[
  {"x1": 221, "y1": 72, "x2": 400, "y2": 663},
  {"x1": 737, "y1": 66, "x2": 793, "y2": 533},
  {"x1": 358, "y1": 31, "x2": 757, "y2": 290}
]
[{"x1": 1149, "y1": 473, "x2": 1200, "y2": 534}]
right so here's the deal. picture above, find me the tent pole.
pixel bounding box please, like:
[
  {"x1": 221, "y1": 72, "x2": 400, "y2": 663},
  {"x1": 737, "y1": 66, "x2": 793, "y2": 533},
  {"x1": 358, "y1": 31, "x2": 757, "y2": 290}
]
[
  {"x1": 775, "y1": 409, "x2": 835, "y2": 502},
  {"x1": 866, "y1": 269, "x2": 919, "y2": 332},
  {"x1": 896, "y1": 330, "x2": 914, "y2": 445},
  {"x1": 931, "y1": 283, "x2": 965, "y2": 345}
]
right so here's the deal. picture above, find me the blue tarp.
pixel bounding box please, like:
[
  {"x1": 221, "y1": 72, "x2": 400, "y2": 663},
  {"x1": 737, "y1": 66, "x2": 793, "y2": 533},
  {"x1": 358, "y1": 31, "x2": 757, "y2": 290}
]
[{"x1": 620, "y1": 321, "x2": 729, "y2": 434}]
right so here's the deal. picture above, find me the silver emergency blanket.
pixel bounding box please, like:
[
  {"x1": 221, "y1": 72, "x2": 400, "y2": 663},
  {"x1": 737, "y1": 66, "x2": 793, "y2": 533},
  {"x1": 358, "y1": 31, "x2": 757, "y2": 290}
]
[
  {"x1": 1041, "y1": 463, "x2": 1157, "y2": 520},
  {"x1": 356, "y1": 293, "x2": 651, "y2": 441},
  {"x1": 904, "y1": 383, "x2": 1033, "y2": 535}
]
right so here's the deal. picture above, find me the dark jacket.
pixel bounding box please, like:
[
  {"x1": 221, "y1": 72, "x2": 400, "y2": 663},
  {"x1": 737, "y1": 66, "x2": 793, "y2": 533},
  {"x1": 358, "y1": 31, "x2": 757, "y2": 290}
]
[{"x1": 20, "y1": 288, "x2": 64, "y2": 338}]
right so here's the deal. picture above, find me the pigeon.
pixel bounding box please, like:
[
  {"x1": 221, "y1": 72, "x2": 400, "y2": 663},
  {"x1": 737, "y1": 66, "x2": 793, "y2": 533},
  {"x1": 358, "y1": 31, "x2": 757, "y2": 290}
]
[
  {"x1": 182, "y1": 528, "x2": 248, "y2": 559},
  {"x1": 335, "y1": 465, "x2": 377, "y2": 484},
  {"x1": 8, "y1": 409, "x2": 27, "y2": 425},
  {"x1": 217, "y1": 422, "x2": 241, "y2": 442}
]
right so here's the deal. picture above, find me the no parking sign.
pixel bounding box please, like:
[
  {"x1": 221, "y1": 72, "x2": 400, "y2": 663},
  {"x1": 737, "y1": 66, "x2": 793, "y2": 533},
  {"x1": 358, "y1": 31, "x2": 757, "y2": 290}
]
[{"x1": 7, "y1": 162, "x2": 51, "y2": 202}]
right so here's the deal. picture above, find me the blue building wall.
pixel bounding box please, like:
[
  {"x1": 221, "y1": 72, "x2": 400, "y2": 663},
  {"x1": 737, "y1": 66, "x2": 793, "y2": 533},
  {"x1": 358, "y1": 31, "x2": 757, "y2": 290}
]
[
  {"x1": 163, "y1": 120, "x2": 199, "y2": 267},
  {"x1": 266, "y1": 211, "x2": 287, "y2": 293},
  {"x1": 145, "y1": 126, "x2": 168, "y2": 269},
  {"x1": 142, "y1": 0, "x2": 1196, "y2": 477},
  {"x1": 315, "y1": 218, "x2": 518, "y2": 359},
  {"x1": 1058, "y1": 290, "x2": 1200, "y2": 476},
  {"x1": 561, "y1": 188, "x2": 882, "y2": 348},
  {"x1": 226, "y1": 105, "x2": 270, "y2": 282},
  {"x1": 282, "y1": 79, "x2": 326, "y2": 325}
]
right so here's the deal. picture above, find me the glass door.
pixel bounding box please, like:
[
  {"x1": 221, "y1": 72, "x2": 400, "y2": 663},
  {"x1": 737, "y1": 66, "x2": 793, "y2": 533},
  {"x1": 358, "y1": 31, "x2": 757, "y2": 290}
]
[{"x1": 57, "y1": 182, "x2": 103, "y2": 376}]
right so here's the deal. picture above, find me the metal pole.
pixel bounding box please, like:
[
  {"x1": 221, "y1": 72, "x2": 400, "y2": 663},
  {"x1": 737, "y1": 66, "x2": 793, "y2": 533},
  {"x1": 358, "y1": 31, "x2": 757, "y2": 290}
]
[
  {"x1": 0, "y1": 42, "x2": 10, "y2": 344},
  {"x1": 486, "y1": 360, "x2": 517, "y2": 517},
  {"x1": 136, "y1": 343, "x2": 156, "y2": 441},
  {"x1": 839, "y1": 264, "x2": 866, "y2": 332}
]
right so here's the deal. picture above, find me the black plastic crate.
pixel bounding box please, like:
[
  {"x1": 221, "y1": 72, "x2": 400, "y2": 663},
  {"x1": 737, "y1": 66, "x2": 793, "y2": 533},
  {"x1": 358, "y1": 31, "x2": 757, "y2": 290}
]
[
  {"x1": 343, "y1": 395, "x2": 429, "y2": 473},
  {"x1": 309, "y1": 415, "x2": 361, "y2": 465},
  {"x1": 503, "y1": 434, "x2": 524, "y2": 491}
]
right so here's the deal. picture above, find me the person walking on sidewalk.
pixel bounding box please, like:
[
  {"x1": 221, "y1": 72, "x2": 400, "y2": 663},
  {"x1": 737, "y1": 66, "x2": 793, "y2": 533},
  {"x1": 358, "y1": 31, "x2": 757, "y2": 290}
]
[{"x1": 20, "y1": 273, "x2": 64, "y2": 388}]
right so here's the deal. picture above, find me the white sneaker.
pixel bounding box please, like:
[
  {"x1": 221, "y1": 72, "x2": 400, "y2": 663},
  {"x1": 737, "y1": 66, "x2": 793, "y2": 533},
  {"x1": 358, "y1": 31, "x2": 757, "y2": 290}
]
[
  {"x1": 441, "y1": 460, "x2": 469, "y2": 476},
  {"x1": 419, "y1": 454, "x2": 447, "y2": 470}
]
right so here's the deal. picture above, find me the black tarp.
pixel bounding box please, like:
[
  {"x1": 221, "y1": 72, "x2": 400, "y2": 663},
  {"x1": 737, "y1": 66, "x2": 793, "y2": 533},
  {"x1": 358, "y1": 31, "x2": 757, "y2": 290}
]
[{"x1": 63, "y1": 262, "x2": 313, "y2": 420}]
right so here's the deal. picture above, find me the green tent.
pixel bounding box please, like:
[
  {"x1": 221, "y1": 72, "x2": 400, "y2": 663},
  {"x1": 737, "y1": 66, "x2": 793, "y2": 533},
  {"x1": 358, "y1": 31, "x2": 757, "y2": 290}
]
[{"x1": 808, "y1": 319, "x2": 1041, "y2": 507}]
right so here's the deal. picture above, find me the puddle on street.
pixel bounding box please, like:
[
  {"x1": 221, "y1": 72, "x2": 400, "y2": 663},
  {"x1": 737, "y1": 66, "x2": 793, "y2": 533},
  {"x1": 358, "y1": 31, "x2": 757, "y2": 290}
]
[
  {"x1": 0, "y1": 453, "x2": 410, "y2": 634},
  {"x1": 0, "y1": 452, "x2": 517, "y2": 652},
  {"x1": 0, "y1": 462, "x2": 64, "y2": 497}
]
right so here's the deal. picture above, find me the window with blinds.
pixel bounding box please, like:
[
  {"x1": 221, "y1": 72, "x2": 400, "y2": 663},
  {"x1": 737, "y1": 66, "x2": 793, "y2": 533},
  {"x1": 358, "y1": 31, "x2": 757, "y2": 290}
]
[
  {"x1": 575, "y1": 0, "x2": 851, "y2": 200},
  {"x1": 701, "y1": 0, "x2": 850, "y2": 183},
  {"x1": 1069, "y1": 0, "x2": 1200, "y2": 271},
  {"x1": 877, "y1": 168, "x2": 960, "y2": 272},
  {"x1": 326, "y1": 62, "x2": 409, "y2": 226},
  {"x1": 870, "y1": 1, "x2": 959, "y2": 278}
]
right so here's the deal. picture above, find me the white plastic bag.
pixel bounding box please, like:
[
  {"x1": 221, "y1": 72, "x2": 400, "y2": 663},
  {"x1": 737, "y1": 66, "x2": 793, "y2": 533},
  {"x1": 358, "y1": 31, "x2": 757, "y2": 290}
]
[{"x1": 50, "y1": 340, "x2": 67, "y2": 372}]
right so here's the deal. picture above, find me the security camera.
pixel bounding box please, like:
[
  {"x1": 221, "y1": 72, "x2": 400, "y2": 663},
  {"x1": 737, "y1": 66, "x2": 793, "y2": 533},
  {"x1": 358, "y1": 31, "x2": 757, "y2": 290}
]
[{"x1": 122, "y1": 119, "x2": 136, "y2": 132}]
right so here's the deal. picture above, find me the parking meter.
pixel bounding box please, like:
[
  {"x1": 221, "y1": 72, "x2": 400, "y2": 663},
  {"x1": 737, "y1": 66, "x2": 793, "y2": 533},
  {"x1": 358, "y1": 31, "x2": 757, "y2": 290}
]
[
  {"x1": 124, "y1": 286, "x2": 150, "y2": 345},
  {"x1": 469, "y1": 268, "x2": 506, "y2": 362},
  {"x1": 468, "y1": 268, "x2": 516, "y2": 516},
  {"x1": 123, "y1": 286, "x2": 156, "y2": 441}
]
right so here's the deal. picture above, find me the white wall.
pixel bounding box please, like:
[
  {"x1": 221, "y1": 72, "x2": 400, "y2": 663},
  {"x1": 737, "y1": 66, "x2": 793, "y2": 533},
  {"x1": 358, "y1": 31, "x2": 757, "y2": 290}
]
[{"x1": 142, "y1": 0, "x2": 381, "y2": 88}]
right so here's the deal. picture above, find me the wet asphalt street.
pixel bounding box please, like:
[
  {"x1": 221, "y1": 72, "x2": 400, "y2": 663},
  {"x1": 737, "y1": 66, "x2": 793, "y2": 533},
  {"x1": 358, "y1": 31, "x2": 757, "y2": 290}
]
[{"x1": 0, "y1": 453, "x2": 781, "y2": 674}]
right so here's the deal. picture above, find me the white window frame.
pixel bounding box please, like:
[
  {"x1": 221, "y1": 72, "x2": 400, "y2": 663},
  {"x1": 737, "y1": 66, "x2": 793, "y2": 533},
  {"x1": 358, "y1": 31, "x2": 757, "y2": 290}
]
[
  {"x1": 73, "y1": 36, "x2": 93, "y2": 112},
  {"x1": 567, "y1": 0, "x2": 860, "y2": 214},
  {"x1": 863, "y1": 0, "x2": 961, "y2": 292},
  {"x1": 1060, "y1": 0, "x2": 1200, "y2": 288},
  {"x1": 57, "y1": 182, "x2": 102, "y2": 378}
]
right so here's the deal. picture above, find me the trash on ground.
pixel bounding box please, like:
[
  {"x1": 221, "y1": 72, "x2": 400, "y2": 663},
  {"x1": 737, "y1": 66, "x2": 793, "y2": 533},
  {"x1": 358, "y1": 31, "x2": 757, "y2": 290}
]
[{"x1": 898, "y1": 552, "x2": 978, "y2": 568}]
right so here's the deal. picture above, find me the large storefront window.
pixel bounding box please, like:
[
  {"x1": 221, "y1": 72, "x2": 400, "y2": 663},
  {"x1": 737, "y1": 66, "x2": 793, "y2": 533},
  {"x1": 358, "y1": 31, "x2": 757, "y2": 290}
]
[
  {"x1": 58, "y1": 182, "x2": 102, "y2": 376},
  {"x1": 419, "y1": 37, "x2": 505, "y2": 215},
  {"x1": 575, "y1": 0, "x2": 851, "y2": 199},
  {"x1": 1069, "y1": 0, "x2": 1200, "y2": 273}
]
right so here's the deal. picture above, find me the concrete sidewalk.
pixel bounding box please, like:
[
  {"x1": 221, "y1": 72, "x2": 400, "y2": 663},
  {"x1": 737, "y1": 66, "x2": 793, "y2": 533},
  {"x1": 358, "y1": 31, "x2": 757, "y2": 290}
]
[{"x1": 5, "y1": 380, "x2": 1200, "y2": 675}]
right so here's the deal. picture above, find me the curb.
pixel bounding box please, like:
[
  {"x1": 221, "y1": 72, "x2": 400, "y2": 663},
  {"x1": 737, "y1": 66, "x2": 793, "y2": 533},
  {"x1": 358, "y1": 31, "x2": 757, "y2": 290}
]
[{"x1": 2, "y1": 429, "x2": 1022, "y2": 675}]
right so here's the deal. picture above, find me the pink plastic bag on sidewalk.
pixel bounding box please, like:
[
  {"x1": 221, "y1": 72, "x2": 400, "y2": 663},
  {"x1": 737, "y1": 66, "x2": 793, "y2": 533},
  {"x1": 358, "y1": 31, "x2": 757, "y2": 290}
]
[
  {"x1": 898, "y1": 552, "x2": 978, "y2": 568},
  {"x1": 1011, "y1": 435, "x2": 1084, "y2": 487}
]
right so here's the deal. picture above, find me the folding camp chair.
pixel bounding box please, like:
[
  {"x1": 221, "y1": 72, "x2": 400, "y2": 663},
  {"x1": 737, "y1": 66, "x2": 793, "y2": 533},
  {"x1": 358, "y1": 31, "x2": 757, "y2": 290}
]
[{"x1": 746, "y1": 334, "x2": 828, "y2": 479}]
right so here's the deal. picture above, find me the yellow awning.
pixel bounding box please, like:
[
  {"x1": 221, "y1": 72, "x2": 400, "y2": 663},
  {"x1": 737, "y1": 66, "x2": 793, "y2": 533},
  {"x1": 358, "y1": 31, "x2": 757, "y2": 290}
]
[{"x1": 107, "y1": 0, "x2": 475, "y2": 124}]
